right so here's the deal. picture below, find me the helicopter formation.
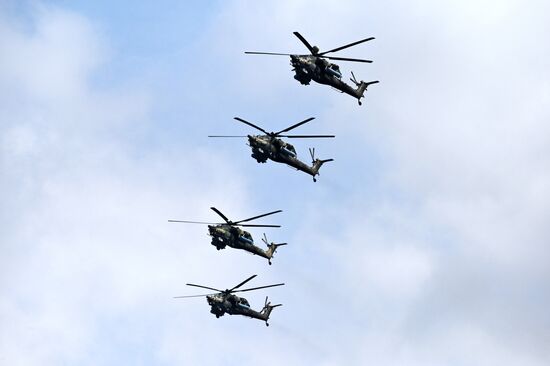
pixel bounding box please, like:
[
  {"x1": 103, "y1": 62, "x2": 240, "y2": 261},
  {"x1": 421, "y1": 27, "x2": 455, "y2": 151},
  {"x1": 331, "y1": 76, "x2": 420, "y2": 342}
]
[{"x1": 173, "y1": 32, "x2": 377, "y2": 325}]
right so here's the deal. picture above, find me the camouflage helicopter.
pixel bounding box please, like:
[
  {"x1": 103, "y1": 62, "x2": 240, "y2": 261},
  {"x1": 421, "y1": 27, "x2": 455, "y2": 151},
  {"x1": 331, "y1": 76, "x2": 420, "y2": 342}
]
[
  {"x1": 245, "y1": 32, "x2": 379, "y2": 105},
  {"x1": 168, "y1": 207, "x2": 286, "y2": 265},
  {"x1": 175, "y1": 275, "x2": 284, "y2": 326},
  {"x1": 209, "y1": 116, "x2": 334, "y2": 182}
]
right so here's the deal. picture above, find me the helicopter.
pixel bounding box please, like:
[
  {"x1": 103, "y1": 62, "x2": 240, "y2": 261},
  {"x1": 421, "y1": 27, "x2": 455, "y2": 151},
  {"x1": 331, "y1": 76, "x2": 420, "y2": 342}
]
[
  {"x1": 168, "y1": 207, "x2": 286, "y2": 265},
  {"x1": 245, "y1": 31, "x2": 379, "y2": 105},
  {"x1": 209, "y1": 116, "x2": 334, "y2": 182},
  {"x1": 175, "y1": 274, "x2": 284, "y2": 326}
]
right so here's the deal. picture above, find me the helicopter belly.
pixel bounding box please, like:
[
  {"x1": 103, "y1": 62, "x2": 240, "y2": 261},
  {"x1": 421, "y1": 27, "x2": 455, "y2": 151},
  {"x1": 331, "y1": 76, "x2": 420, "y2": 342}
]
[{"x1": 315, "y1": 73, "x2": 335, "y2": 86}]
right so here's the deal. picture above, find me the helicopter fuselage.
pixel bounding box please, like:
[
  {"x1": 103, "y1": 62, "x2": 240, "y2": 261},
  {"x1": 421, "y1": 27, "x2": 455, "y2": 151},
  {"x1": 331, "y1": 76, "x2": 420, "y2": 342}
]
[
  {"x1": 207, "y1": 224, "x2": 273, "y2": 259},
  {"x1": 290, "y1": 54, "x2": 341, "y2": 84},
  {"x1": 289, "y1": 55, "x2": 374, "y2": 104},
  {"x1": 247, "y1": 134, "x2": 324, "y2": 179},
  {"x1": 206, "y1": 293, "x2": 278, "y2": 325}
]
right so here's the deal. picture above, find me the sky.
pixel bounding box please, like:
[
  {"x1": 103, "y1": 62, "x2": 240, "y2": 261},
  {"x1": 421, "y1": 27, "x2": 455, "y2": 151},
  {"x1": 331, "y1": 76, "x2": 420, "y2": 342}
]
[{"x1": 1, "y1": 0, "x2": 550, "y2": 365}]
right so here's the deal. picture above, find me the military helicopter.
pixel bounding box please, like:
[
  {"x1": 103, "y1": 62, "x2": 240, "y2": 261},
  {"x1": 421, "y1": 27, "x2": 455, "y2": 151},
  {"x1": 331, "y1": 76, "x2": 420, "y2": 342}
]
[
  {"x1": 168, "y1": 207, "x2": 286, "y2": 265},
  {"x1": 209, "y1": 116, "x2": 334, "y2": 182},
  {"x1": 175, "y1": 275, "x2": 284, "y2": 326},
  {"x1": 245, "y1": 31, "x2": 379, "y2": 105}
]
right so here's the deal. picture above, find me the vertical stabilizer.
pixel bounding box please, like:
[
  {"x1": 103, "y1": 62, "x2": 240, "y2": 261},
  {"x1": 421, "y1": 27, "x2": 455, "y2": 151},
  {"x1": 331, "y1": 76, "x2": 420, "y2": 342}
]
[
  {"x1": 309, "y1": 148, "x2": 333, "y2": 182},
  {"x1": 262, "y1": 233, "x2": 287, "y2": 265},
  {"x1": 351, "y1": 71, "x2": 379, "y2": 105},
  {"x1": 261, "y1": 296, "x2": 282, "y2": 326}
]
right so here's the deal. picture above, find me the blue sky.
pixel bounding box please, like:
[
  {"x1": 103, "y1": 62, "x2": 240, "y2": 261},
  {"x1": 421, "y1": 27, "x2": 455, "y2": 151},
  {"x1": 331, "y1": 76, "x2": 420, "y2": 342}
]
[{"x1": 1, "y1": 1, "x2": 550, "y2": 365}]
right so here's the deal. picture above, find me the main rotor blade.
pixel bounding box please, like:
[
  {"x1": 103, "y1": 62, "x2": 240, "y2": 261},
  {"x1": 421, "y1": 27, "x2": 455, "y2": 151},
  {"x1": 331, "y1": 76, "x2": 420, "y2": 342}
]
[
  {"x1": 234, "y1": 283, "x2": 285, "y2": 293},
  {"x1": 234, "y1": 209, "x2": 282, "y2": 224},
  {"x1": 282, "y1": 134, "x2": 335, "y2": 138},
  {"x1": 319, "y1": 37, "x2": 375, "y2": 55},
  {"x1": 210, "y1": 207, "x2": 231, "y2": 224},
  {"x1": 237, "y1": 224, "x2": 281, "y2": 228},
  {"x1": 168, "y1": 220, "x2": 221, "y2": 225},
  {"x1": 208, "y1": 135, "x2": 247, "y2": 138},
  {"x1": 174, "y1": 293, "x2": 217, "y2": 299},
  {"x1": 234, "y1": 117, "x2": 268, "y2": 135},
  {"x1": 293, "y1": 31, "x2": 316, "y2": 54},
  {"x1": 323, "y1": 56, "x2": 373, "y2": 63},
  {"x1": 275, "y1": 117, "x2": 315, "y2": 135},
  {"x1": 229, "y1": 274, "x2": 257, "y2": 292},
  {"x1": 186, "y1": 283, "x2": 222, "y2": 292},
  {"x1": 245, "y1": 52, "x2": 294, "y2": 56}
]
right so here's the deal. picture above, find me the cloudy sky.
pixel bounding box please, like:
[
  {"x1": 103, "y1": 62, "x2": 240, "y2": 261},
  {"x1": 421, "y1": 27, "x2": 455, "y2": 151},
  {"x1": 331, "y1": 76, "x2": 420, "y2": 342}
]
[{"x1": 1, "y1": 0, "x2": 549, "y2": 365}]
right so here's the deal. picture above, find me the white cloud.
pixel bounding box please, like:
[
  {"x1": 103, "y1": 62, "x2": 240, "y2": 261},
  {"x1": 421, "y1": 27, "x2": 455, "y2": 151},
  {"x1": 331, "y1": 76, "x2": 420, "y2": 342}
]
[{"x1": 0, "y1": 5, "x2": 254, "y2": 365}]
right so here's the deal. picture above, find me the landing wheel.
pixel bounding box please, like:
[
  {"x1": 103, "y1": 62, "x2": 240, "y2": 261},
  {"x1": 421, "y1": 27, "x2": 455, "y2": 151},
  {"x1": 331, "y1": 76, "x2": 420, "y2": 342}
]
[
  {"x1": 268, "y1": 261, "x2": 272, "y2": 265},
  {"x1": 266, "y1": 322, "x2": 269, "y2": 327},
  {"x1": 216, "y1": 315, "x2": 220, "y2": 318}
]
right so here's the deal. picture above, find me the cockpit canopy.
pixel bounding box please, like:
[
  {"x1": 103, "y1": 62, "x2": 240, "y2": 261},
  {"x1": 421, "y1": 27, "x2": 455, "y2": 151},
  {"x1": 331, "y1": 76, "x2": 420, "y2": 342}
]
[
  {"x1": 284, "y1": 142, "x2": 296, "y2": 154},
  {"x1": 238, "y1": 297, "x2": 250, "y2": 307}
]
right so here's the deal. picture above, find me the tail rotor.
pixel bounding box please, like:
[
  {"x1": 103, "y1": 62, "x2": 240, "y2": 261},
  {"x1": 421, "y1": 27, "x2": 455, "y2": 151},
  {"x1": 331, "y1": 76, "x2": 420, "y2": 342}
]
[
  {"x1": 350, "y1": 71, "x2": 360, "y2": 86},
  {"x1": 309, "y1": 147, "x2": 316, "y2": 164},
  {"x1": 350, "y1": 71, "x2": 379, "y2": 105},
  {"x1": 309, "y1": 147, "x2": 333, "y2": 182},
  {"x1": 262, "y1": 296, "x2": 283, "y2": 327}
]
